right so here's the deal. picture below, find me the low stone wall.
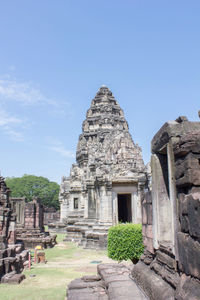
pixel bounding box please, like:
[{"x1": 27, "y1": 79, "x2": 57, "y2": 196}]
[{"x1": 43, "y1": 207, "x2": 59, "y2": 225}]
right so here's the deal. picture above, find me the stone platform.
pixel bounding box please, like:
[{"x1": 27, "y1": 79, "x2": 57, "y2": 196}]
[
  {"x1": 67, "y1": 263, "x2": 147, "y2": 300},
  {"x1": 64, "y1": 219, "x2": 111, "y2": 249},
  {"x1": 16, "y1": 228, "x2": 57, "y2": 249}
]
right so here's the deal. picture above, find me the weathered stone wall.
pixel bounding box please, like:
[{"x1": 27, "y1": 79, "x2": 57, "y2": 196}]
[
  {"x1": 24, "y1": 198, "x2": 44, "y2": 231},
  {"x1": 0, "y1": 177, "x2": 27, "y2": 284},
  {"x1": 0, "y1": 177, "x2": 16, "y2": 247},
  {"x1": 132, "y1": 116, "x2": 200, "y2": 300},
  {"x1": 43, "y1": 207, "x2": 59, "y2": 225},
  {"x1": 11, "y1": 197, "x2": 56, "y2": 249}
]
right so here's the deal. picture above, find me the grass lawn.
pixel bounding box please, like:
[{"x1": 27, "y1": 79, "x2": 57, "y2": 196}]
[{"x1": 0, "y1": 233, "x2": 113, "y2": 300}]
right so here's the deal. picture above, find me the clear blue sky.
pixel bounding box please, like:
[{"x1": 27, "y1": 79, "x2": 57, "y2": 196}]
[{"x1": 0, "y1": 1, "x2": 200, "y2": 183}]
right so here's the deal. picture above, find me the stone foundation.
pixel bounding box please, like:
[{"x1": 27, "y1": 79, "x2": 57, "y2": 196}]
[{"x1": 64, "y1": 219, "x2": 110, "y2": 249}]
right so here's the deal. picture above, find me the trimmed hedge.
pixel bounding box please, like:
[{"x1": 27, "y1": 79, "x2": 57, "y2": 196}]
[{"x1": 107, "y1": 223, "x2": 144, "y2": 263}]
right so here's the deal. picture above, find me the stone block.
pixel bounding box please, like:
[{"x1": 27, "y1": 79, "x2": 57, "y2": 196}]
[
  {"x1": 143, "y1": 237, "x2": 154, "y2": 254},
  {"x1": 146, "y1": 204, "x2": 153, "y2": 225},
  {"x1": 108, "y1": 280, "x2": 147, "y2": 300},
  {"x1": 177, "y1": 232, "x2": 200, "y2": 279},
  {"x1": 68, "y1": 278, "x2": 104, "y2": 290},
  {"x1": 132, "y1": 261, "x2": 175, "y2": 300},
  {"x1": 175, "y1": 153, "x2": 200, "y2": 186},
  {"x1": 67, "y1": 287, "x2": 108, "y2": 300},
  {"x1": 146, "y1": 225, "x2": 153, "y2": 239},
  {"x1": 140, "y1": 250, "x2": 154, "y2": 265},
  {"x1": 173, "y1": 132, "x2": 200, "y2": 157},
  {"x1": 0, "y1": 259, "x2": 4, "y2": 276},
  {"x1": 20, "y1": 250, "x2": 29, "y2": 262},
  {"x1": 150, "y1": 260, "x2": 180, "y2": 289},
  {"x1": 1, "y1": 271, "x2": 25, "y2": 284},
  {"x1": 81, "y1": 275, "x2": 101, "y2": 282},
  {"x1": 142, "y1": 225, "x2": 146, "y2": 237},
  {"x1": 156, "y1": 250, "x2": 176, "y2": 270},
  {"x1": 187, "y1": 195, "x2": 200, "y2": 239},
  {"x1": 142, "y1": 205, "x2": 147, "y2": 224},
  {"x1": 179, "y1": 193, "x2": 200, "y2": 238},
  {"x1": 178, "y1": 194, "x2": 189, "y2": 233},
  {"x1": 175, "y1": 274, "x2": 200, "y2": 300},
  {"x1": 0, "y1": 249, "x2": 7, "y2": 259},
  {"x1": 145, "y1": 191, "x2": 152, "y2": 204}
]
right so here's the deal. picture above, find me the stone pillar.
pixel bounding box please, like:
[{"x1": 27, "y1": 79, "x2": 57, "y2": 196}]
[
  {"x1": 167, "y1": 141, "x2": 178, "y2": 256},
  {"x1": 142, "y1": 191, "x2": 154, "y2": 253},
  {"x1": 151, "y1": 153, "x2": 173, "y2": 249},
  {"x1": 24, "y1": 202, "x2": 36, "y2": 229},
  {"x1": 87, "y1": 183, "x2": 96, "y2": 219},
  {"x1": 60, "y1": 202, "x2": 68, "y2": 221},
  {"x1": 112, "y1": 191, "x2": 118, "y2": 225}
]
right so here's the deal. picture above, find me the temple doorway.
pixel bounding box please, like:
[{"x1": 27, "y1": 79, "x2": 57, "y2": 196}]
[{"x1": 117, "y1": 194, "x2": 132, "y2": 223}]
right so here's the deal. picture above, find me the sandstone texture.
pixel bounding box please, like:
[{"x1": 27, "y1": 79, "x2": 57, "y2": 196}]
[
  {"x1": 0, "y1": 176, "x2": 27, "y2": 284},
  {"x1": 11, "y1": 197, "x2": 57, "y2": 249},
  {"x1": 67, "y1": 263, "x2": 147, "y2": 300},
  {"x1": 132, "y1": 116, "x2": 200, "y2": 299},
  {"x1": 57, "y1": 86, "x2": 146, "y2": 248}
]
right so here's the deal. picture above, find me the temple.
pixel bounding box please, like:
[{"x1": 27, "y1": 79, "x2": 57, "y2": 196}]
[{"x1": 58, "y1": 86, "x2": 146, "y2": 248}]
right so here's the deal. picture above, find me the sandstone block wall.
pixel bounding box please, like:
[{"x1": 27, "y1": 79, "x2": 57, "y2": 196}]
[{"x1": 132, "y1": 116, "x2": 200, "y2": 300}]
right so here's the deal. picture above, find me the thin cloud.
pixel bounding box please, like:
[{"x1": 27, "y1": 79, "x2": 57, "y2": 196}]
[
  {"x1": 4, "y1": 127, "x2": 24, "y2": 142},
  {"x1": 0, "y1": 78, "x2": 56, "y2": 106},
  {"x1": 0, "y1": 74, "x2": 74, "y2": 142},
  {"x1": 0, "y1": 108, "x2": 22, "y2": 126},
  {"x1": 0, "y1": 108, "x2": 24, "y2": 141},
  {"x1": 0, "y1": 76, "x2": 73, "y2": 117},
  {"x1": 50, "y1": 145, "x2": 75, "y2": 158}
]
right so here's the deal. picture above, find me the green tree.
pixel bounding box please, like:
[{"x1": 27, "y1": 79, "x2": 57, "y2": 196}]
[{"x1": 6, "y1": 175, "x2": 60, "y2": 210}]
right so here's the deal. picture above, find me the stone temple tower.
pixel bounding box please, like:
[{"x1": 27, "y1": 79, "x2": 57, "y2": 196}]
[{"x1": 59, "y1": 86, "x2": 146, "y2": 248}]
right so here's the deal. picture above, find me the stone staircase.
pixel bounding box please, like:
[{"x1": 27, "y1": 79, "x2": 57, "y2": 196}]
[{"x1": 64, "y1": 219, "x2": 112, "y2": 249}]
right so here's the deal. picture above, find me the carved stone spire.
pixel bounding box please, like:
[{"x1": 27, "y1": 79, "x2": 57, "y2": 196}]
[{"x1": 76, "y1": 86, "x2": 144, "y2": 177}]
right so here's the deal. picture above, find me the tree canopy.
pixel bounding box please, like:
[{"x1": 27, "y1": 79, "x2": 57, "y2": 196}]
[{"x1": 6, "y1": 175, "x2": 60, "y2": 210}]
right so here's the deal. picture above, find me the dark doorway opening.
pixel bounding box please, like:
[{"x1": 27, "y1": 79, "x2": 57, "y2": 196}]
[{"x1": 118, "y1": 194, "x2": 132, "y2": 223}]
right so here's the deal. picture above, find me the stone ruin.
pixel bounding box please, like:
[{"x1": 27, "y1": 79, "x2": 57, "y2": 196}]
[
  {"x1": 55, "y1": 86, "x2": 146, "y2": 249},
  {"x1": 132, "y1": 116, "x2": 200, "y2": 299},
  {"x1": 66, "y1": 114, "x2": 200, "y2": 300},
  {"x1": 43, "y1": 207, "x2": 59, "y2": 225},
  {"x1": 67, "y1": 263, "x2": 147, "y2": 300},
  {"x1": 11, "y1": 197, "x2": 57, "y2": 249},
  {"x1": 0, "y1": 176, "x2": 28, "y2": 284}
]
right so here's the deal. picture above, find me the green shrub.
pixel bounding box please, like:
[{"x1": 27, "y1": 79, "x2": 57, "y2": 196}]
[{"x1": 107, "y1": 223, "x2": 144, "y2": 263}]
